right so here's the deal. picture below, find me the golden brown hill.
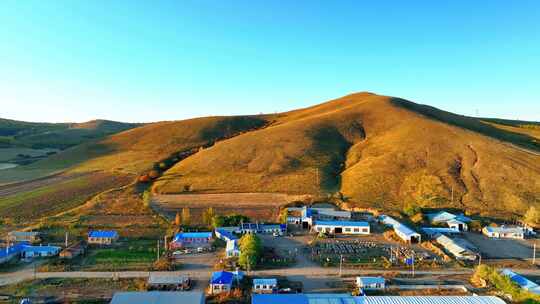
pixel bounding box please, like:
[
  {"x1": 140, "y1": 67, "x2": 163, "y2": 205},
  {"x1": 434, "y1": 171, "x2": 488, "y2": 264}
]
[
  {"x1": 0, "y1": 116, "x2": 269, "y2": 184},
  {"x1": 154, "y1": 93, "x2": 540, "y2": 217}
]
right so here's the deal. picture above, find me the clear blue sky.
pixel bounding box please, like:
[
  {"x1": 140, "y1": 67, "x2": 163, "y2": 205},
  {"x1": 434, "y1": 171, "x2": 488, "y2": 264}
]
[{"x1": 1, "y1": 0, "x2": 539, "y2": 123}]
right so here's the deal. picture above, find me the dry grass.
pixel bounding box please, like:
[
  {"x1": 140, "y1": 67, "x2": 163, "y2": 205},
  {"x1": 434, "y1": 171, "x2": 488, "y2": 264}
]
[{"x1": 154, "y1": 92, "x2": 540, "y2": 218}]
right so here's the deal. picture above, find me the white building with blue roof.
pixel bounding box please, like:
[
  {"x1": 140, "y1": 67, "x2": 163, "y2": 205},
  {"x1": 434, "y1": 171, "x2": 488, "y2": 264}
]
[
  {"x1": 87, "y1": 230, "x2": 119, "y2": 245},
  {"x1": 253, "y1": 278, "x2": 278, "y2": 294},
  {"x1": 251, "y1": 294, "x2": 506, "y2": 304},
  {"x1": 170, "y1": 232, "x2": 213, "y2": 249},
  {"x1": 210, "y1": 271, "x2": 234, "y2": 294},
  {"x1": 380, "y1": 215, "x2": 421, "y2": 243},
  {"x1": 501, "y1": 269, "x2": 540, "y2": 295},
  {"x1": 312, "y1": 220, "x2": 370, "y2": 235},
  {"x1": 0, "y1": 243, "x2": 26, "y2": 264}
]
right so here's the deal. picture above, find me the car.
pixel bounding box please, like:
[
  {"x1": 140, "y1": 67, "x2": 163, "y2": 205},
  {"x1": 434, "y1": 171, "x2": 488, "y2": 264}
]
[
  {"x1": 197, "y1": 247, "x2": 204, "y2": 253},
  {"x1": 172, "y1": 250, "x2": 183, "y2": 256}
]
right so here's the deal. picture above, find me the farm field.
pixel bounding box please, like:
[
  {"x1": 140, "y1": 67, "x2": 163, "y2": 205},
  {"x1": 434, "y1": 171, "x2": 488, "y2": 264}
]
[
  {"x1": 0, "y1": 278, "x2": 145, "y2": 303},
  {"x1": 151, "y1": 193, "x2": 309, "y2": 223},
  {"x1": 0, "y1": 172, "x2": 133, "y2": 224},
  {"x1": 0, "y1": 147, "x2": 59, "y2": 162}
]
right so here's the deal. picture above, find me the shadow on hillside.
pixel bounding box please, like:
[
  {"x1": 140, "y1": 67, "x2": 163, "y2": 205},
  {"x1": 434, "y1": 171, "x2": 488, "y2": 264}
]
[{"x1": 391, "y1": 98, "x2": 540, "y2": 152}]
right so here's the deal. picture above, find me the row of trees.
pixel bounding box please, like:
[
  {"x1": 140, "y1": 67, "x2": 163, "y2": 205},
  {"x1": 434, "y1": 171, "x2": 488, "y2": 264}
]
[
  {"x1": 238, "y1": 233, "x2": 262, "y2": 271},
  {"x1": 173, "y1": 207, "x2": 250, "y2": 228}
]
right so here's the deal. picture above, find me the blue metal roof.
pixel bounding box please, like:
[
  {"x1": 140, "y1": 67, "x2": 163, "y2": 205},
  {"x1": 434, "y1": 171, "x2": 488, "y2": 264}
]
[
  {"x1": 211, "y1": 271, "x2": 234, "y2": 285},
  {"x1": 22, "y1": 245, "x2": 61, "y2": 253},
  {"x1": 501, "y1": 269, "x2": 540, "y2": 294},
  {"x1": 253, "y1": 278, "x2": 278, "y2": 285},
  {"x1": 252, "y1": 294, "x2": 309, "y2": 304},
  {"x1": 173, "y1": 232, "x2": 212, "y2": 242},
  {"x1": 216, "y1": 229, "x2": 238, "y2": 241},
  {"x1": 88, "y1": 230, "x2": 118, "y2": 238},
  {"x1": 251, "y1": 295, "x2": 506, "y2": 304},
  {"x1": 0, "y1": 243, "x2": 27, "y2": 259},
  {"x1": 314, "y1": 220, "x2": 369, "y2": 227}
]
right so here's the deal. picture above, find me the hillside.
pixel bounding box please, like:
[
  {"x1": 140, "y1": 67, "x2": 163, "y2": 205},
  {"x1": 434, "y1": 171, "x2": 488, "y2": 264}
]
[
  {"x1": 153, "y1": 93, "x2": 540, "y2": 218},
  {"x1": 0, "y1": 115, "x2": 270, "y2": 184},
  {"x1": 0, "y1": 118, "x2": 141, "y2": 149}
]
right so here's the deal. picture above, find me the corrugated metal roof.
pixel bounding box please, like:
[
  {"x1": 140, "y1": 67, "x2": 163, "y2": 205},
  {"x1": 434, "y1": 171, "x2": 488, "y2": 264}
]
[
  {"x1": 362, "y1": 296, "x2": 506, "y2": 304},
  {"x1": 211, "y1": 271, "x2": 234, "y2": 284},
  {"x1": 394, "y1": 224, "x2": 420, "y2": 238},
  {"x1": 173, "y1": 232, "x2": 212, "y2": 242},
  {"x1": 148, "y1": 274, "x2": 188, "y2": 285},
  {"x1": 88, "y1": 230, "x2": 118, "y2": 238},
  {"x1": 0, "y1": 243, "x2": 27, "y2": 259},
  {"x1": 357, "y1": 277, "x2": 385, "y2": 285},
  {"x1": 22, "y1": 245, "x2": 61, "y2": 253},
  {"x1": 111, "y1": 291, "x2": 203, "y2": 304},
  {"x1": 253, "y1": 278, "x2": 278, "y2": 285},
  {"x1": 314, "y1": 220, "x2": 369, "y2": 227},
  {"x1": 501, "y1": 269, "x2": 540, "y2": 295},
  {"x1": 484, "y1": 226, "x2": 524, "y2": 234}
]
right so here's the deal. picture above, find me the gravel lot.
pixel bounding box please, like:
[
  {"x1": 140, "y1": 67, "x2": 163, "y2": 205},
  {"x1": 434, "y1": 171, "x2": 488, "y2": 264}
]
[{"x1": 464, "y1": 232, "x2": 536, "y2": 259}]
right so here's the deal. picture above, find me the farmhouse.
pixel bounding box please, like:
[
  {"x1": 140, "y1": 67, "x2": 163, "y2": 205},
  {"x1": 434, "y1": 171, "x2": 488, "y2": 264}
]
[
  {"x1": 215, "y1": 228, "x2": 240, "y2": 257},
  {"x1": 147, "y1": 274, "x2": 191, "y2": 291},
  {"x1": 434, "y1": 234, "x2": 477, "y2": 261},
  {"x1": 238, "y1": 223, "x2": 286, "y2": 235},
  {"x1": 356, "y1": 276, "x2": 386, "y2": 291},
  {"x1": 251, "y1": 294, "x2": 506, "y2": 304},
  {"x1": 21, "y1": 245, "x2": 61, "y2": 259},
  {"x1": 0, "y1": 243, "x2": 25, "y2": 264},
  {"x1": 210, "y1": 271, "x2": 234, "y2": 294},
  {"x1": 253, "y1": 278, "x2": 278, "y2": 294},
  {"x1": 312, "y1": 220, "x2": 370, "y2": 235},
  {"x1": 380, "y1": 215, "x2": 421, "y2": 243},
  {"x1": 501, "y1": 269, "x2": 540, "y2": 295},
  {"x1": 170, "y1": 232, "x2": 213, "y2": 249},
  {"x1": 59, "y1": 242, "x2": 86, "y2": 259},
  {"x1": 110, "y1": 291, "x2": 204, "y2": 304},
  {"x1": 482, "y1": 226, "x2": 524, "y2": 239},
  {"x1": 87, "y1": 230, "x2": 119, "y2": 245},
  {"x1": 7, "y1": 231, "x2": 41, "y2": 243}
]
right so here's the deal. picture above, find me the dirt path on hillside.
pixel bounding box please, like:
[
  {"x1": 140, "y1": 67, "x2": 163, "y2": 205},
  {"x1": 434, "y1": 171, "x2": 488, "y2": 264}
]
[{"x1": 0, "y1": 172, "x2": 87, "y2": 197}]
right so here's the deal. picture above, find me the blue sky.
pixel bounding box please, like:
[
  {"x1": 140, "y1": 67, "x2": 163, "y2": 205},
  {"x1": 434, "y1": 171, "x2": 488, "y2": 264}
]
[{"x1": 1, "y1": 0, "x2": 539, "y2": 123}]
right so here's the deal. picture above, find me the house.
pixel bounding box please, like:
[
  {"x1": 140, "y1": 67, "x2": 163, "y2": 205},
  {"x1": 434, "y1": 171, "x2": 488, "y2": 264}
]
[
  {"x1": 147, "y1": 274, "x2": 191, "y2": 290},
  {"x1": 422, "y1": 227, "x2": 461, "y2": 238},
  {"x1": 7, "y1": 231, "x2": 41, "y2": 243},
  {"x1": 380, "y1": 215, "x2": 421, "y2": 243},
  {"x1": 238, "y1": 223, "x2": 286, "y2": 235},
  {"x1": 170, "y1": 232, "x2": 213, "y2": 249},
  {"x1": 251, "y1": 294, "x2": 506, "y2": 304},
  {"x1": 426, "y1": 211, "x2": 471, "y2": 231},
  {"x1": 356, "y1": 276, "x2": 386, "y2": 291},
  {"x1": 110, "y1": 291, "x2": 204, "y2": 304},
  {"x1": 482, "y1": 226, "x2": 525, "y2": 239},
  {"x1": 225, "y1": 239, "x2": 240, "y2": 257},
  {"x1": 253, "y1": 278, "x2": 278, "y2": 294},
  {"x1": 434, "y1": 234, "x2": 477, "y2": 261},
  {"x1": 59, "y1": 242, "x2": 87, "y2": 259},
  {"x1": 21, "y1": 245, "x2": 61, "y2": 259},
  {"x1": 87, "y1": 230, "x2": 119, "y2": 245},
  {"x1": 311, "y1": 221, "x2": 370, "y2": 235},
  {"x1": 0, "y1": 243, "x2": 26, "y2": 264},
  {"x1": 501, "y1": 269, "x2": 540, "y2": 295},
  {"x1": 215, "y1": 228, "x2": 240, "y2": 257},
  {"x1": 210, "y1": 271, "x2": 234, "y2": 294}
]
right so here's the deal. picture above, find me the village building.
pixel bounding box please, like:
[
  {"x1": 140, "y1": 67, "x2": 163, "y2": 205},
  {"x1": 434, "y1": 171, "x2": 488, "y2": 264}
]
[
  {"x1": 356, "y1": 277, "x2": 386, "y2": 291},
  {"x1": 87, "y1": 230, "x2": 119, "y2": 245},
  {"x1": 0, "y1": 243, "x2": 25, "y2": 264},
  {"x1": 170, "y1": 232, "x2": 213, "y2": 249},
  {"x1": 482, "y1": 226, "x2": 525, "y2": 239},
  {"x1": 380, "y1": 215, "x2": 421, "y2": 243},
  {"x1": 422, "y1": 227, "x2": 462, "y2": 238},
  {"x1": 110, "y1": 291, "x2": 204, "y2": 304},
  {"x1": 21, "y1": 245, "x2": 61, "y2": 259},
  {"x1": 434, "y1": 234, "x2": 477, "y2": 261},
  {"x1": 253, "y1": 278, "x2": 278, "y2": 294},
  {"x1": 59, "y1": 242, "x2": 87, "y2": 259},
  {"x1": 251, "y1": 294, "x2": 506, "y2": 304},
  {"x1": 209, "y1": 271, "x2": 234, "y2": 294},
  {"x1": 215, "y1": 228, "x2": 240, "y2": 257},
  {"x1": 7, "y1": 231, "x2": 41, "y2": 243},
  {"x1": 426, "y1": 211, "x2": 471, "y2": 231},
  {"x1": 312, "y1": 220, "x2": 370, "y2": 235},
  {"x1": 147, "y1": 274, "x2": 191, "y2": 291}
]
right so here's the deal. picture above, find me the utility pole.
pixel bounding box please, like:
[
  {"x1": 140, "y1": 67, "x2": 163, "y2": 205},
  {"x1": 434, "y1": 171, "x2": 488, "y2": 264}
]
[
  {"x1": 339, "y1": 254, "x2": 343, "y2": 277},
  {"x1": 65, "y1": 232, "x2": 69, "y2": 247},
  {"x1": 451, "y1": 186, "x2": 454, "y2": 204},
  {"x1": 156, "y1": 240, "x2": 160, "y2": 261},
  {"x1": 411, "y1": 251, "x2": 415, "y2": 277},
  {"x1": 533, "y1": 243, "x2": 537, "y2": 265},
  {"x1": 478, "y1": 253, "x2": 482, "y2": 266}
]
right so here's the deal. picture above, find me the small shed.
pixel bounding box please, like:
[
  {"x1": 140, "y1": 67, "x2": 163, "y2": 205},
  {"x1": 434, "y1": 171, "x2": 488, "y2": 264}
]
[
  {"x1": 87, "y1": 230, "x2": 119, "y2": 245},
  {"x1": 59, "y1": 242, "x2": 87, "y2": 259},
  {"x1": 7, "y1": 231, "x2": 41, "y2": 243},
  {"x1": 356, "y1": 276, "x2": 386, "y2": 290},
  {"x1": 148, "y1": 274, "x2": 191, "y2": 290},
  {"x1": 253, "y1": 278, "x2": 278, "y2": 294},
  {"x1": 210, "y1": 271, "x2": 234, "y2": 294}
]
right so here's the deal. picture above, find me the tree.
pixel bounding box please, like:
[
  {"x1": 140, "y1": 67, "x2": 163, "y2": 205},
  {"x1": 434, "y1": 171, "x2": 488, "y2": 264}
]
[
  {"x1": 142, "y1": 190, "x2": 151, "y2": 208},
  {"x1": 202, "y1": 207, "x2": 216, "y2": 227},
  {"x1": 181, "y1": 207, "x2": 191, "y2": 226},
  {"x1": 524, "y1": 206, "x2": 540, "y2": 227},
  {"x1": 175, "y1": 212, "x2": 181, "y2": 226},
  {"x1": 211, "y1": 215, "x2": 225, "y2": 228},
  {"x1": 148, "y1": 170, "x2": 160, "y2": 179},
  {"x1": 278, "y1": 208, "x2": 288, "y2": 224},
  {"x1": 238, "y1": 234, "x2": 262, "y2": 271},
  {"x1": 403, "y1": 201, "x2": 422, "y2": 217}
]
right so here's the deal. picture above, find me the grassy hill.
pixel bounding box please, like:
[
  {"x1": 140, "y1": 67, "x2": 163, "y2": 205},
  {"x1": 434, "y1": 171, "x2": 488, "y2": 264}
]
[
  {"x1": 153, "y1": 92, "x2": 540, "y2": 218},
  {"x1": 0, "y1": 115, "x2": 270, "y2": 184},
  {"x1": 0, "y1": 118, "x2": 141, "y2": 149}
]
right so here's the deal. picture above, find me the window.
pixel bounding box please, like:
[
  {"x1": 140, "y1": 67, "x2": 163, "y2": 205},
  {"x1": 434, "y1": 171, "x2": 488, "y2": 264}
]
[
  {"x1": 362, "y1": 228, "x2": 368, "y2": 233},
  {"x1": 353, "y1": 228, "x2": 360, "y2": 232},
  {"x1": 345, "y1": 228, "x2": 351, "y2": 232}
]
